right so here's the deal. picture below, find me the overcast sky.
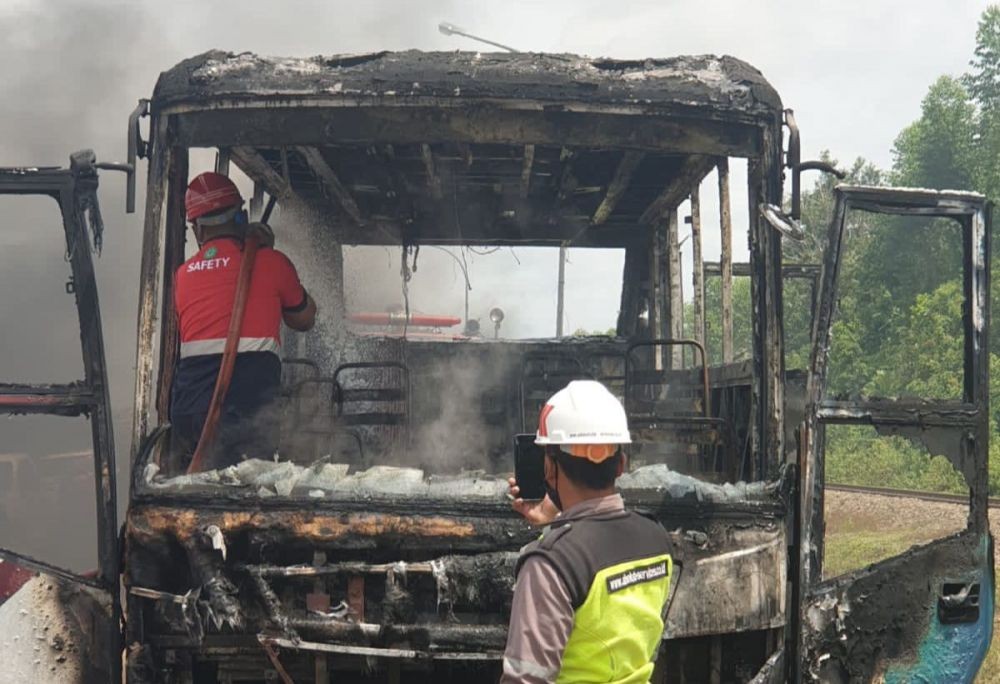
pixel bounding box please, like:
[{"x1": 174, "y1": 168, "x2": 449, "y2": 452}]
[{"x1": 0, "y1": 0, "x2": 991, "y2": 506}]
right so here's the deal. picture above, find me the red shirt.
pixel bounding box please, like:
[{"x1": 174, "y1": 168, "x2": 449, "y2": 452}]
[{"x1": 175, "y1": 237, "x2": 306, "y2": 358}]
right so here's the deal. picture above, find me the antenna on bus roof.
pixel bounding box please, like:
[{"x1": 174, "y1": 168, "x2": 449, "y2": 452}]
[{"x1": 438, "y1": 22, "x2": 518, "y2": 53}]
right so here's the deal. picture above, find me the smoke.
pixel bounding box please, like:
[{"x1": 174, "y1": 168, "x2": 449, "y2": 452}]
[
  {"x1": 269, "y1": 206, "x2": 508, "y2": 475},
  {"x1": 405, "y1": 353, "x2": 511, "y2": 474},
  {"x1": 0, "y1": 0, "x2": 469, "y2": 570},
  {"x1": 0, "y1": 0, "x2": 166, "y2": 570}
]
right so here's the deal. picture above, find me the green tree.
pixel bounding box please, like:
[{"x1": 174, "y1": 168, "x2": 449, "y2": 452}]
[
  {"x1": 786, "y1": 152, "x2": 884, "y2": 265},
  {"x1": 964, "y1": 5, "x2": 1000, "y2": 202},
  {"x1": 818, "y1": 5, "x2": 1000, "y2": 495},
  {"x1": 870, "y1": 280, "x2": 964, "y2": 400},
  {"x1": 784, "y1": 153, "x2": 884, "y2": 372},
  {"x1": 892, "y1": 76, "x2": 978, "y2": 191},
  {"x1": 965, "y1": 5, "x2": 1000, "y2": 109},
  {"x1": 703, "y1": 276, "x2": 752, "y2": 364}
]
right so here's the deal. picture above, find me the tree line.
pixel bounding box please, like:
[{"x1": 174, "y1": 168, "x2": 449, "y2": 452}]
[{"x1": 703, "y1": 5, "x2": 1000, "y2": 493}]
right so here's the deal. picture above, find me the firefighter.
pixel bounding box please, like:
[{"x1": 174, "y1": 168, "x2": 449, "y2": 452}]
[
  {"x1": 502, "y1": 380, "x2": 673, "y2": 684},
  {"x1": 171, "y1": 171, "x2": 316, "y2": 470}
]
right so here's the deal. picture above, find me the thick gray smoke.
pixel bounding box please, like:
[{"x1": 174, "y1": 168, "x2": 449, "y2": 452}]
[
  {"x1": 0, "y1": 0, "x2": 465, "y2": 571},
  {"x1": 0, "y1": 0, "x2": 162, "y2": 571}
]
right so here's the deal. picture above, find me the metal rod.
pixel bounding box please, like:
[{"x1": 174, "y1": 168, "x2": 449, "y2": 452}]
[
  {"x1": 245, "y1": 561, "x2": 438, "y2": 577},
  {"x1": 125, "y1": 98, "x2": 149, "y2": 214},
  {"x1": 0, "y1": 547, "x2": 101, "y2": 590},
  {"x1": 262, "y1": 635, "x2": 504, "y2": 661},
  {"x1": 438, "y1": 22, "x2": 517, "y2": 52},
  {"x1": 285, "y1": 618, "x2": 507, "y2": 647},
  {"x1": 556, "y1": 242, "x2": 567, "y2": 336},
  {"x1": 667, "y1": 210, "x2": 683, "y2": 368},
  {"x1": 260, "y1": 638, "x2": 296, "y2": 684},
  {"x1": 262, "y1": 195, "x2": 278, "y2": 224},
  {"x1": 690, "y1": 185, "x2": 705, "y2": 348},
  {"x1": 650, "y1": 225, "x2": 664, "y2": 370},
  {"x1": 312, "y1": 552, "x2": 330, "y2": 684},
  {"x1": 214, "y1": 148, "x2": 231, "y2": 176},
  {"x1": 718, "y1": 158, "x2": 734, "y2": 363}
]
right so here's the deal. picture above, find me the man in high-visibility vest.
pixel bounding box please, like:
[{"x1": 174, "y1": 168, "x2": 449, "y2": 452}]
[
  {"x1": 503, "y1": 380, "x2": 673, "y2": 684},
  {"x1": 171, "y1": 171, "x2": 316, "y2": 470}
]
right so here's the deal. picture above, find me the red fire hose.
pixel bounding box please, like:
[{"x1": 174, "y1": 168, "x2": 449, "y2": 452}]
[
  {"x1": 348, "y1": 312, "x2": 461, "y2": 327},
  {"x1": 186, "y1": 236, "x2": 260, "y2": 474}
]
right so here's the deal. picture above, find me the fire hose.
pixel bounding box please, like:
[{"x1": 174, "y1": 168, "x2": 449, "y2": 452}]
[{"x1": 186, "y1": 235, "x2": 260, "y2": 474}]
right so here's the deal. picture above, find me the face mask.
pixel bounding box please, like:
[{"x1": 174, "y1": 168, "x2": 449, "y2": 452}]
[{"x1": 545, "y1": 460, "x2": 563, "y2": 511}]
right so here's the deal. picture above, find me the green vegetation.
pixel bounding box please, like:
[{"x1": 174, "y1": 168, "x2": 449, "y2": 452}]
[
  {"x1": 777, "y1": 6, "x2": 1000, "y2": 494},
  {"x1": 823, "y1": 528, "x2": 929, "y2": 578},
  {"x1": 825, "y1": 427, "x2": 967, "y2": 493}
]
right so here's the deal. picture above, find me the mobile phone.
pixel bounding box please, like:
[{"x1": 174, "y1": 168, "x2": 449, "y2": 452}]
[{"x1": 513, "y1": 434, "x2": 546, "y2": 501}]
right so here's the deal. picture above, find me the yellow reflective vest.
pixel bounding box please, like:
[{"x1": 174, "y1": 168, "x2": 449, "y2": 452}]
[{"x1": 514, "y1": 510, "x2": 674, "y2": 683}]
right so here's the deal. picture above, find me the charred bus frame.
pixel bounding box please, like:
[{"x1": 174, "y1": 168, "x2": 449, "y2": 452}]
[
  {"x1": 121, "y1": 51, "x2": 795, "y2": 682},
  {"x1": 1, "y1": 49, "x2": 990, "y2": 683}
]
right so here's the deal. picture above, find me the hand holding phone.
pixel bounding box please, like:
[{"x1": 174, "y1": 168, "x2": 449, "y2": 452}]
[
  {"x1": 513, "y1": 434, "x2": 546, "y2": 500},
  {"x1": 508, "y1": 476, "x2": 560, "y2": 527},
  {"x1": 510, "y1": 434, "x2": 560, "y2": 526}
]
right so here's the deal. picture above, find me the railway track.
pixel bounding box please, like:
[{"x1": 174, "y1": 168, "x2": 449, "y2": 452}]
[{"x1": 826, "y1": 482, "x2": 1000, "y2": 508}]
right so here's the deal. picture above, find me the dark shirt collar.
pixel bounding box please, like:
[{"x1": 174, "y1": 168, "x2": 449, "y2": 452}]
[{"x1": 558, "y1": 493, "x2": 625, "y2": 523}]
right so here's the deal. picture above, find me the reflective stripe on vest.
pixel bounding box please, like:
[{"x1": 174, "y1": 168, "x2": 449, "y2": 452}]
[
  {"x1": 179, "y1": 337, "x2": 280, "y2": 358},
  {"x1": 557, "y1": 553, "x2": 673, "y2": 684}
]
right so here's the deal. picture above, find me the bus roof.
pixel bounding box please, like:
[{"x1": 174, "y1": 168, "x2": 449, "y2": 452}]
[
  {"x1": 152, "y1": 50, "x2": 781, "y2": 120},
  {"x1": 147, "y1": 51, "x2": 783, "y2": 247}
]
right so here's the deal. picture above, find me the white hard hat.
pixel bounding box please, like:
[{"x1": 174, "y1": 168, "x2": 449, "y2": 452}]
[{"x1": 535, "y1": 380, "x2": 631, "y2": 462}]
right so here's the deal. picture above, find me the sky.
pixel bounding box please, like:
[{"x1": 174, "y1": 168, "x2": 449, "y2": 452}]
[{"x1": 0, "y1": 0, "x2": 991, "y2": 564}]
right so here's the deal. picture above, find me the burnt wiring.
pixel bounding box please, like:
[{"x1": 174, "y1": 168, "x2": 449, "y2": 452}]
[
  {"x1": 429, "y1": 245, "x2": 473, "y2": 297},
  {"x1": 400, "y1": 245, "x2": 414, "y2": 339}
]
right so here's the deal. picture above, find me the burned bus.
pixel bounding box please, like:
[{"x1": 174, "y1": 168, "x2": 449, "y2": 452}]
[{"x1": 0, "y1": 50, "x2": 994, "y2": 682}]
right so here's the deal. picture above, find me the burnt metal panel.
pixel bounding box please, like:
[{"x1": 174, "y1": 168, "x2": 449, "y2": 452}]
[
  {"x1": 747, "y1": 123, "x2": 786, "y2": 481},
  {"x1": 130, "y1": 116, "x2": 171, "y2": 472},
  {"x1": 662, "y1": 523, "x2": 786, "y2": 638},
  {"x1": 177, "y1": 106, "x2": 762, "y2": 165},
  {"x1": 0, "y1": 157, "x2": 121, "y2": 683},
  {"x1": 151, "y1": 51, "x2": 782, "y2": 122},
  {"x1": 154, "y1": 146, "x2": 189, "y2": 420},
  {"x1": 801, "y1": 532, "x2": 993, "y2": 682}
]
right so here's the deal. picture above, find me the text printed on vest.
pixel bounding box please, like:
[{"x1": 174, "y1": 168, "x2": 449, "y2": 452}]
[
  {"x1": 605, "y1": 560, "x2": 669, "y2": 593},
  {"x1": 187, "y1": 257, "x2": 231, "y2": 272}
]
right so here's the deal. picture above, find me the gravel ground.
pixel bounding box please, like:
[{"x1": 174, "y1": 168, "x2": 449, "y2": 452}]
[{"x1": 824, "y1": 488, "x2": 980, "y2": 540}]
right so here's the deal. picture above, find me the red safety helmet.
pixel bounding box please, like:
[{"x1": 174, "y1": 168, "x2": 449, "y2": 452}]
[{"x1": 185, "y1": 172, "x2": 243, "y2": 222}]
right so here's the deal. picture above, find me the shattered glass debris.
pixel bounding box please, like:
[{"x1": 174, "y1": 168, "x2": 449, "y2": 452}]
[{"x1": 146, "y1": 458, "x2": 774, "y2": 503}]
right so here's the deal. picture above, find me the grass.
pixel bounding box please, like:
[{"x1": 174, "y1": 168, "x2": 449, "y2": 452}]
[
  {"x1": 823, "y1": 520, "x2": 1000, "y2": 681},
  {"x1": 823, "y1": 529, "x2": 923, "y2": 578},
  {"x1": 980, "y1": 629, "x2": 1000, "y2": 684}
]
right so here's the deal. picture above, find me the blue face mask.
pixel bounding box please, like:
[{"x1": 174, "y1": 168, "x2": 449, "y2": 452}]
[{"x1": 234, "y1": 209, "x2": 248, "y2": 225}]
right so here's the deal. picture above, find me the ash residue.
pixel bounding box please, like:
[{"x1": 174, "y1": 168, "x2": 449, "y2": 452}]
[
  {"x1": 434, "y1": 552, "x2": 518, "y2": 612},
  {"x1": 618, "y1": 464, "x2": 775, "y2": 503},
  {"x1": 0, "y1": 575, "x2": 111, "y2": 683}
]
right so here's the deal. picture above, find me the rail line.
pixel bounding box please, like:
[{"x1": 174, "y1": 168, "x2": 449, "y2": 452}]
[{"x1": 826, "y1": 483, "x2": 1000, "y2": 508}]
